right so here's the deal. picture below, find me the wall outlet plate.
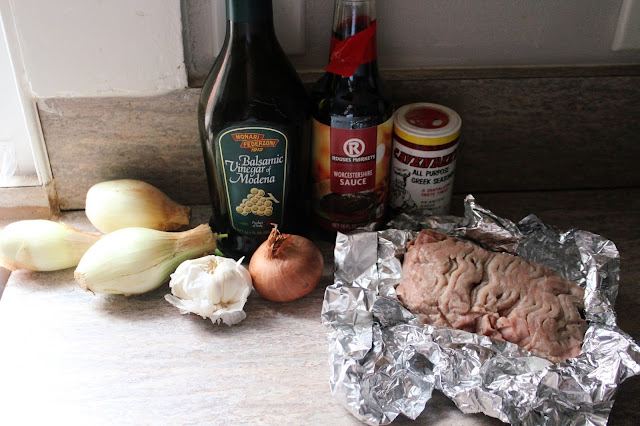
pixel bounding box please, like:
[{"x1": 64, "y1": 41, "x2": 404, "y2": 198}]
[
  {"x1": 612, "y1": 0, "x2": 640, "y2": 50},
  {"x1": 211, "y1": 0, "x2": 306, "y2": 56}
]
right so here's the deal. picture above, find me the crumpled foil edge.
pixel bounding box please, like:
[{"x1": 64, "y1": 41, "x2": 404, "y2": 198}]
[{"x1": 322, "y1": 195, "x2": 640, "y2": 425}]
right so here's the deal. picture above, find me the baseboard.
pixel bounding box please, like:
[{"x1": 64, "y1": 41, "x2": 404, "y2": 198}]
[{"x1": 0, "y1": 181, "x2": 58, "y2": 219}]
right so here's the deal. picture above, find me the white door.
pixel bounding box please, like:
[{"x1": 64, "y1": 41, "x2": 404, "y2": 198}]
[{"x1": 0, "y1": 0, "x2": 50, "y2": 189}]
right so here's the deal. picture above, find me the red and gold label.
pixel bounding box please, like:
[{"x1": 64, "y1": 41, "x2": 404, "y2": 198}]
[
  {"x1": 329, "y1": 126, "x2": 377, "y2": 194},
  {"x1": 311, "y1": 118, "x2": 393, "y2": 232}
]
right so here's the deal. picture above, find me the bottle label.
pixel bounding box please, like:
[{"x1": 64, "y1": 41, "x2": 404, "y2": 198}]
[
  {"x1": 217, "y1": 126, "x2": 288, "y2": 235},
  {"x1": 311, "y1": 117, "x2": 393, "y2": 232},
  {"x1": 330, "y1": 126, "x2": 377, "y2": 193}
]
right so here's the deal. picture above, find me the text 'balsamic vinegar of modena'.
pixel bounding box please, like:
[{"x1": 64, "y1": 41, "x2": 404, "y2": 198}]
[
  {"x1": 311, "y1": 0, "x2": 393, "y2": 234},
  {"x1": 198, "y1": 0, "x2": 310, "y2": 257}
]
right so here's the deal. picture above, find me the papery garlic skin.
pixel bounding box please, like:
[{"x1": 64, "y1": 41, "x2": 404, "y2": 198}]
[
  {"x1": 0, "y1": 220, "x2": 101, "y2": 271},
  {"x1": 165, "y1": 255, "x2": 252, "y2": 326},
  {"x1": 85, "y1": 179, "x2": 190, "y2": 233}
]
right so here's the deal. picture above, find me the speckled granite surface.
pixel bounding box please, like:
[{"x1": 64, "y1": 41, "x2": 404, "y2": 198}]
[{"x1": 0, "y1": 190, "x2": 638, "y2": 424}]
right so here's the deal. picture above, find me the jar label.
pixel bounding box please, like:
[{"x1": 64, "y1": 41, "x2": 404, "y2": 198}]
[
  {"x1": 217, "y1": 126, "x2": 287, "y2": 235},
  {"x1": 389, "y1": 134, "x2": 458, "y2": 216},
  {"x1": 311, "y1": 118, "x2": 393, "y2": 232}
]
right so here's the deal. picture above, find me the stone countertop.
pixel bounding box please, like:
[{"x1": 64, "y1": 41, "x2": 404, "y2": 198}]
[
  {"x1": 0, "y1": 190, "x2": 638, "y2": 425},
  {"x1": 0, "y1": 266, "x2": 9, "y2": 296}
]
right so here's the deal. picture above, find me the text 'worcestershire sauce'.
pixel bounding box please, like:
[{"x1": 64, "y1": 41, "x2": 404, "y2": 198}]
[
  {"x1": 310, "y1": 0, "x2": 393, "y2": 236},
  {"x1": 198, "y1": 0, "x2": 310, "y2": 257}
]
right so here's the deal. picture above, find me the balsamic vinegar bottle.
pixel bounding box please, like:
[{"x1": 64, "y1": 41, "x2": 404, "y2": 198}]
[
  {"x1": 310, "y1": 0, "x2": 393, "y2": 234},
  {"x1": 198, "y1": 0, "x2": 310, "y2": 257}
]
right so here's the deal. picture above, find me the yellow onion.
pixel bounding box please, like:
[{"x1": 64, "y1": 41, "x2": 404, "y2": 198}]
[
  {"x1": 75, "y1": 224, "x2": 218, "y2": 296},
  {"x1": 0, "y1": 220, "x2": 100, "y2": 271},
  {"x1": 85, "y1": 179, "x2": 190, "y2": 233}
]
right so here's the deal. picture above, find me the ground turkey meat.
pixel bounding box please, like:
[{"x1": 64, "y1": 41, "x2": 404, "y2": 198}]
[{"x1": 396, "y1": 229, "x2": 586, "y2": 363}]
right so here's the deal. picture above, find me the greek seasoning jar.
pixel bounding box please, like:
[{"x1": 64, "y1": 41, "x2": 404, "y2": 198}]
[{"x1": 389, "y1": 103, "x2": 462, "y2": 216}]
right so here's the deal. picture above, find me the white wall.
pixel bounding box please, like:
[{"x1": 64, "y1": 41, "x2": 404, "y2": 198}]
[
  {"x1": 11, "y1": 0, "x2": 187, "y2": 98},
  {"x1": 8, "y1": 0, "x2": 640, "y2": 99},
  {"x1": 296, "y1": 0, "x2": 639, "y2": 70},
  {"x1": 184, "y1": 0, "x2": 640, "y2": 83}
]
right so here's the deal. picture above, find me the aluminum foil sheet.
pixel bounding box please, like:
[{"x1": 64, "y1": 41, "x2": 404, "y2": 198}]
[{"x1": 321, "y1": 195, "x2": 640, "y2": 425}]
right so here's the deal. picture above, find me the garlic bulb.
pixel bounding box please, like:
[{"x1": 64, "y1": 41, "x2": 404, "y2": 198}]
[
  {"x1": 165, "y1": 255, "x2": 252, "y2": 326},
  {"x1": 74, "y1": 224, "x2": 218, "y2": 296},
  {"x1": 85, "y1": 179, "x2": 190, "y2": 233},
  {"x1": 0, "y1": 220, "x2": 101, "y2": 271}
]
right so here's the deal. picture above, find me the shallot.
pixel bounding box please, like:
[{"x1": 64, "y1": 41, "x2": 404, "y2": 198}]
[{"x1": 248, "y1": 226, "x2": 323, "y2": 302}]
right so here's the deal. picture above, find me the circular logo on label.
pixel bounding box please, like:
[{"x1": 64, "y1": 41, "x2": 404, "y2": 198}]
[{"x1": 343, "y1": 138, "x2": 366, "y2": 158}]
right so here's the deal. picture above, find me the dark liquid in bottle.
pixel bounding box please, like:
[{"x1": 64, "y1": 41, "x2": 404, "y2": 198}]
[
  {"x1": 199, "y1": 19, "x2": 310, "y2": 257},
  {"x1": 312, "y1": 18, "x2": 392, "y2": 129},
  {"x1": 310, "y1": 16, "x2": 393, "y2": 236}
]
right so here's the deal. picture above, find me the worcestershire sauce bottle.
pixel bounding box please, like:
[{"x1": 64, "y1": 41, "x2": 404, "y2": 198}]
[
  {"x1": 198, "y1": 0, "x2": 310, "y2": 257},
  {"x1": 311, "y1": 0, "x2": 393, "y2": 235}
]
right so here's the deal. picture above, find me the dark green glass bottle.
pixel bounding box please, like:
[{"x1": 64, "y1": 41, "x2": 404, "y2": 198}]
[{"x1": 198, "y1": 0, "x2": 310, "y2": 258}]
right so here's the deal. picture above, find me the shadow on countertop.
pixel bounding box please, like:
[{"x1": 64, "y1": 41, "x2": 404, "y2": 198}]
[{"x1": 0, "y1": 266, "x2": 9, "y2": 299}]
